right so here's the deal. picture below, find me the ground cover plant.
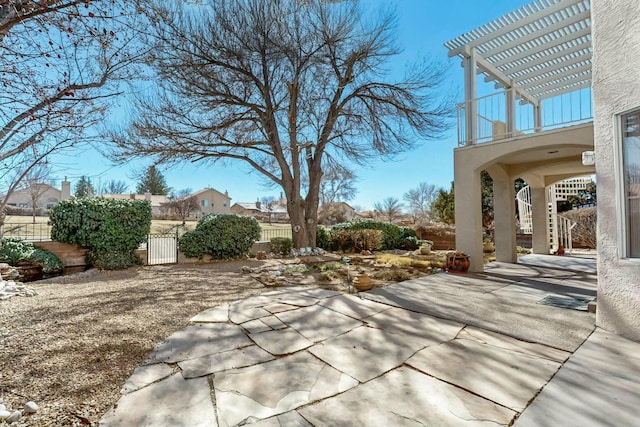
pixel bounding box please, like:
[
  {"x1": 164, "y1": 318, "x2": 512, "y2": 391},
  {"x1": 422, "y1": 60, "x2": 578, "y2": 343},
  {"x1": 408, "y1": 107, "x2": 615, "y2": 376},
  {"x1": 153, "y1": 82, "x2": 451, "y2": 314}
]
[{"x1": 0, "y1": 237, "x2": 64, "y2": 274}]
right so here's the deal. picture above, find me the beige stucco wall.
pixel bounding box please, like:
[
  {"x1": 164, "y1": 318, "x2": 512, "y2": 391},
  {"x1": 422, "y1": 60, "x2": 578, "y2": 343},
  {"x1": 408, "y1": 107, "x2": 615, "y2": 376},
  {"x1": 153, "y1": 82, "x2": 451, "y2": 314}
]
[
  {"x1": 592, "y1": 0, "x2": 640, "y2": 341},
  {"x1": 197, "y1": 189, "x2": 231, "y2": 216}
]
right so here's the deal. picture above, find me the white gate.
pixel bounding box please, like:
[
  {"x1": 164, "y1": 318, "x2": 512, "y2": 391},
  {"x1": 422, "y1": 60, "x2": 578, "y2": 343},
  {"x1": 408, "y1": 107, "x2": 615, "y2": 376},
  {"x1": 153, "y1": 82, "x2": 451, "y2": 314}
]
[{"x1": 147, "y1": 232, "x2": 178, "y2": 265}]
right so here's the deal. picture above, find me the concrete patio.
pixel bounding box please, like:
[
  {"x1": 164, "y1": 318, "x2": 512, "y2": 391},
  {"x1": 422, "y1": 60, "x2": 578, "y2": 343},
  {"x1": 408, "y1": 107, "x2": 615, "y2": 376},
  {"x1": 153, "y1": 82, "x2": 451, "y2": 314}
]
[{"x1": 100, "y1": 254, "x2": 640, "y2": 426}]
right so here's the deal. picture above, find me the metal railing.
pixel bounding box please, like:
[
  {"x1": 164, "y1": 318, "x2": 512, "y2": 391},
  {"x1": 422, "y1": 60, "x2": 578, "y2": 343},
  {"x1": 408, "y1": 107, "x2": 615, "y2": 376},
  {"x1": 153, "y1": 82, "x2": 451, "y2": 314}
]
[
  {"x1": 0, "y1": 222, "x2": 52, "y2": 241},
  {"x1": 457, "y1": 87, "x2": 593, "y2": 146}
]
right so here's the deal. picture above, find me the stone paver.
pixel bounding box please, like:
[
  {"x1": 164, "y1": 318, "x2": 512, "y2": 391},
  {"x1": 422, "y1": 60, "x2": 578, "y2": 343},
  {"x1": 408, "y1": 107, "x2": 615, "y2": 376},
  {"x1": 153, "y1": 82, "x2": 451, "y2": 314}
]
[
  {"x1": 104, "y1": 259, "x2": 635, "y2": 427},
  {"x1": 190, "y1": 304, "x2": 229, "y2": 323},
  {"x1": 275, "y1": 304, "x2": 362, "y2": 343},
  {"x1": 318, "y1": 294, "x2": 391, "y2": 320},
  {"x1": 214, "y1": 352, "x2": 358, "y2": 427},
  {"x1": 364, "y1": 306, "x2": 464, "y2": 345},
  {"x1": 178, "y1": 345, "x2": 274, "y2": 379},
  {"x1": 298, "y1": 367, "x2": 516, "y2": 426},
  {"x1": 228, "y1": 306, "x2": 271, "y2": 324},
  {"x1": 263, "y1": 303, "x2": 298, "y2": 314},
  {"x1": 120, "y1": 363, "x2": 174, "y2": 394},
  {"x1": 364, "y1": 277, "x2": 594, "y2": 352},
  {"x1": 514, "y1": 329, "x2": 640, "y2": 427},
  {"x1": 247, "y1": 411, "x2": 312, "y2": 427},
  {"x1": 101, "y1": 374, "x2": 216, "y2": 427},
  {"x1": 406, "y1": 337, "x2": 562, "y2": 411},
  {"x1": 240, "y1": 319, "x2": 272, "y2": 334},
  {"x1": 249, "y1": 328, "x2": 313, "y2": 355},
  {"x1": 308, "y1": 325, "x2": 426, "y2": 382},
  {"x1": 276, "y1": 294, "x2": 319, "y2": 307},
  {"x1": 458, "y1": 327, "x2": 570, "y2": 363},
  {"x1": 146, "y1": 323, "x2": 251, "y2": 364}
]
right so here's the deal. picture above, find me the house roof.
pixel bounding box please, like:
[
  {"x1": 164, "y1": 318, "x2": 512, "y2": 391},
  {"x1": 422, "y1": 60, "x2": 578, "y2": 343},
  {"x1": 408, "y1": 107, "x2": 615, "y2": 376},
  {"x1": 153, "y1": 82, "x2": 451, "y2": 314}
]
[
  {"x1": 188, "y1": 187, "x2": 231, "y2": 200},
  {"x1": 445, "y1": 0, "x2": 591, "y2": 102},
  {"x1": 232, "y1": 202, "x2": 261, "y2": 211}
]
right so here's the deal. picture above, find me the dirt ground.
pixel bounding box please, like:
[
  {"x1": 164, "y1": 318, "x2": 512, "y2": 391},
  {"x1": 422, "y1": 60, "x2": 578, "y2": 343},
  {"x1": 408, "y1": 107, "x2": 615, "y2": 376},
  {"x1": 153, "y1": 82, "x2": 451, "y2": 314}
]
[{"x1": 0, "y1": 260, "x2": 272, "y2": 426}]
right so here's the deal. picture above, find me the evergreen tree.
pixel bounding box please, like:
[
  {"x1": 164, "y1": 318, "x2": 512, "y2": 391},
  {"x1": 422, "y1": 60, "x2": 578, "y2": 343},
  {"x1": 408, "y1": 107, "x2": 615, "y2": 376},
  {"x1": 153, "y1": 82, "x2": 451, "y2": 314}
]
[
  {"x1": 136, "y1": 166, "x2": 170, "y2": 195},
  {"x1": 74, "y1": 176, "x2": 95, "y2": 198}
]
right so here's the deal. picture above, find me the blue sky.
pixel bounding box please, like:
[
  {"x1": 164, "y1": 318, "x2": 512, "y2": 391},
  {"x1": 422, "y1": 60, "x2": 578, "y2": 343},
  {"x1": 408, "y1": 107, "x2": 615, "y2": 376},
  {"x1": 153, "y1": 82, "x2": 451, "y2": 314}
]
[{"x1": 53, "y1": 0, "x2": 531, "y2": 209}]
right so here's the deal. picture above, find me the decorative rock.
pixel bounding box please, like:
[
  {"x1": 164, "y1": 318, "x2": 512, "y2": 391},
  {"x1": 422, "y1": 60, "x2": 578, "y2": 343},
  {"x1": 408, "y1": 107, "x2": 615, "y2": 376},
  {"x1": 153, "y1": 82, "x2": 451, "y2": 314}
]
[
  {"x1": 0, "y1": 410, "x2": 10, "y2": 421},
  {"x1": 23, "y1": 401, "x2": 38, "y2": 414},
  {"x1": 6, "y1": 410, "x2": 21, "y2": 423}
]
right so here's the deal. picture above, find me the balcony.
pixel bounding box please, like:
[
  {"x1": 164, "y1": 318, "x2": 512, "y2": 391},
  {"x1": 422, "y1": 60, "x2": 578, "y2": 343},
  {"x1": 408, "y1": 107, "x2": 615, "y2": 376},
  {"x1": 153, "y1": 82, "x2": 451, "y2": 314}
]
[{"x1": 457, "y1": 87, "x2": 593, "y2": 146}]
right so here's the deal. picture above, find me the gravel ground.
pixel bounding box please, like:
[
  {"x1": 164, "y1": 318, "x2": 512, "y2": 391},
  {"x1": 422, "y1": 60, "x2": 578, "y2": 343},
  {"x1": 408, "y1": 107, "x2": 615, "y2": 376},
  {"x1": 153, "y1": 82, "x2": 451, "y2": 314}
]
[{"x1": 0, "y1": 260, "x2": 272, "y2": 426}]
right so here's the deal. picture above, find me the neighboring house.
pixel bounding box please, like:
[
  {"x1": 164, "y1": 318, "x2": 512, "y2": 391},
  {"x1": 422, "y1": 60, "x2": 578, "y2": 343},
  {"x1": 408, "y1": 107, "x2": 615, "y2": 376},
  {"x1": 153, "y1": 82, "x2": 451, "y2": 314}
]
[
  {"x1": 320, "y1": 202, "x2": 356, "y2": 223},
  {"x1": 187, "y1": 188, "x2": 231, "y2": 217},
  {"x1": 231, "y1": 201, "x2": 262, "y2": 217},
  {"x1": 3, "y1": 180, "x2": 71, "y2": 212},
  {"x1": 231, "y1": 200, "x2": 289, "y2": 222},
  {"x1": 102, "y1": 193, "x2": 170, "y2": 215},
  {"x1": 447, "y1": 0, "x2": 640, "y2": 341}
]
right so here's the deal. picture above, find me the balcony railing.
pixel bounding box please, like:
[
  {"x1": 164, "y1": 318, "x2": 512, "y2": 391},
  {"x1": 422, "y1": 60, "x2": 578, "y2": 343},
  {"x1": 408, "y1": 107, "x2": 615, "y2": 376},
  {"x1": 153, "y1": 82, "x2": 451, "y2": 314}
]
[{"x1": 457, "y1": 87, "x2": 593, "y2": 146}]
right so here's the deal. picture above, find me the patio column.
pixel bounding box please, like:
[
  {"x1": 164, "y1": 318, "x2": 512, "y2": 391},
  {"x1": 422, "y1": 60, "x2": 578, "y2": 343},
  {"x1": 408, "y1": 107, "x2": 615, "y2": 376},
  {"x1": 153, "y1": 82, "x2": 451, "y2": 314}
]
[
  {"x1": 488, "y1": 166, "x2": 517, "y2": 263},
  {"x1": 530, "y1": 186, "x2": 550, "y2": 254},
  {"x1": 463, "y1": 47, "x2": 478, "y2": 145},
  {"x1": 454, "y1": 151, "x2": 483, "y2": 272}
]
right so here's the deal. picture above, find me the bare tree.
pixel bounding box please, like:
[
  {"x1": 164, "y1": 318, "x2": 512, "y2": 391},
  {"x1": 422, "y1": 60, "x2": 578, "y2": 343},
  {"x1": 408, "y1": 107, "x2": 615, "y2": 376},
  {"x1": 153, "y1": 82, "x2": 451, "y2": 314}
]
[
  {"x1": 403, "y1": 182, "x2": 438, "y2": 224},
  {"x1": 374, "y1": 197, "x2": 403, "y2": 223},
  {"x1": 101, "y1": 179, "x2": 129, "y2": 195},
  {"x1": 320, "y1": 163, "x2": 357, "y2": 206},
  {"x1": 19, "y1": 164, "x2": 54, "y2": 223},
  {"x1": 0, "y1": 0, "x2": 145, "y2": 225},
  {"x1": 110, "y1": 0, "x2": 452, "y2": 248},
  {"x1": 167, "y1": 189, "x2": 200, "y2": 225},
  {"x1": 261, "y1": 196, "x2": 277, "y2": 225}
]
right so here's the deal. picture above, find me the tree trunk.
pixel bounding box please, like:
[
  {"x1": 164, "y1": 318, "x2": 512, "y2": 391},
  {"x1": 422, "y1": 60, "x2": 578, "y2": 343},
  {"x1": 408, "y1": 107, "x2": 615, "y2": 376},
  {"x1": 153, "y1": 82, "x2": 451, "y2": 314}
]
[{"x1": 286, "y1": 197, "x2": 320, "y2": 249}]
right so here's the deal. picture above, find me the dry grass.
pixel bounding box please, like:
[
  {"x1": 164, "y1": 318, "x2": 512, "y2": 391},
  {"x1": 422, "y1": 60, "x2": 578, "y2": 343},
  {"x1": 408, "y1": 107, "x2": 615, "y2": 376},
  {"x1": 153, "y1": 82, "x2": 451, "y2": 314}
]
[
  {"x1": 375, "y1": 252, "x2": 446, "y2": 270},
  {"x1": 0, "y1": 261, "x2": 270, "y2": 426}
]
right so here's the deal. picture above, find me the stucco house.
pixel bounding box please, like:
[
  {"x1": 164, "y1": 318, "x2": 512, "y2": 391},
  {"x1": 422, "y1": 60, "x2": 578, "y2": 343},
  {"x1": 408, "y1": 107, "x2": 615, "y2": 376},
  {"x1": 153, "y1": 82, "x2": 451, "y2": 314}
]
[
  {"x1": 447, "y1": 0, "x2": 639, "y2": 341},
  {"x1": 187, "y1": 188, "x2": 231, "y2": 216},
  {"x1": 3, "y1": 180, "x2": 71, "y2": 213}
]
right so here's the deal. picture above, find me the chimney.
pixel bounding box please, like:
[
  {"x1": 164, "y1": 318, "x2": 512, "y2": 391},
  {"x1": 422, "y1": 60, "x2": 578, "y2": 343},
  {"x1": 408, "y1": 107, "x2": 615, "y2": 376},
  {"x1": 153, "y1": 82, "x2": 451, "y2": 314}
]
[
  {"x1": 144, "y1": 192, "x2": 151, "y2": 201},
  {"x1": 130, "y1": 193, "x2": 136, "y2": 199},
  {"x1": 256, "y1": 198, "x2": 261, "y2": 210},
  {"x1": 61, "y1": 178, "x2": 71, "y2": 201}
]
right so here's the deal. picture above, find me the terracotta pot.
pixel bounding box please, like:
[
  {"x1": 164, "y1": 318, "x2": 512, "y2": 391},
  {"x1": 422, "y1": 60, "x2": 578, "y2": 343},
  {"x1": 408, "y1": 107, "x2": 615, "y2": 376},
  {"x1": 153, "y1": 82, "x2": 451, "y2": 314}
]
[
  {"x1": 446, "y1": 253, "x2": 470, "y2": 274},
  {"x1": 352, "y1": 273, "x2": 373, "y2": 291}
]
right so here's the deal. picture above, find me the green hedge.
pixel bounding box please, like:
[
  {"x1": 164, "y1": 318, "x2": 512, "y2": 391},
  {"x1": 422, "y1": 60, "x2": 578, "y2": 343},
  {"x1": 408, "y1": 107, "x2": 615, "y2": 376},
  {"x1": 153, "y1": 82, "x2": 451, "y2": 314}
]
[
  {"x1": 49, "y1": 198, "x2": 152, "y2": 270},
  {"x1": 270, "y1": 237, "x2": 292, "y2": 256},
  {"x1": 179, "y1": 214, "x2": 261, "y2": 260},
  {"x1": 331, "y1": 220, "x2": 418, "y2": 250},
  {"x1": 0, "y1": 238, "x2": 64, "y2": 273},
  {"x1": 316, "y1": 226, "x2": 330, "y2": 250}
]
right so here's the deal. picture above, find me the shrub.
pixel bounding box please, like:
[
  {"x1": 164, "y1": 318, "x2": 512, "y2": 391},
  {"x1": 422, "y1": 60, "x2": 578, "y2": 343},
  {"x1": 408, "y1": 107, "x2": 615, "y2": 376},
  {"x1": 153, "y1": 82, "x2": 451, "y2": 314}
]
[
  {"x1": 332, "y1": 220, "x2": 417, "y2": 250},
  {"x1": 0, "y1": 238, "x2": 64, "y2": 273},
  {"x1": 270, "y1": 237, "x2": 293, "y2": 256},
  {"x1": 49, "y1": 198, "x2": 152, "y2": 270},
  {"x1": 316, "y1": 226, "x2": 330, "y2": 250},
  {"x1": 328, "y1": 229, "x2": 383, "y2": 252},
  {"x1": 561, "y1": 207, "x2": 597, "y2": 249},
  {"x1": 179, "y1": 214, "x2": 261, "y2": 260}
]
